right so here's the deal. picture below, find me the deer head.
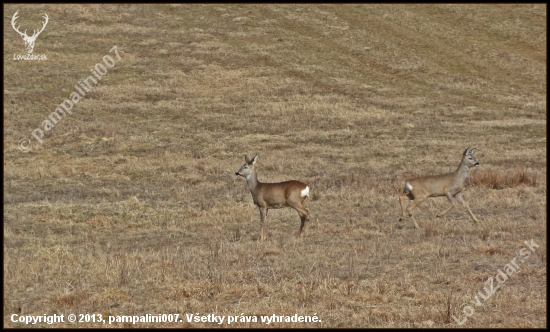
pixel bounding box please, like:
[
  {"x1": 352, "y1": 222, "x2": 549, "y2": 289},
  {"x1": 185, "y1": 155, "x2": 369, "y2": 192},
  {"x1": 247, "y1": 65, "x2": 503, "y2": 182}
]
[{"x1": 12, "y1": 11, "x2": 49, "y2": 54}]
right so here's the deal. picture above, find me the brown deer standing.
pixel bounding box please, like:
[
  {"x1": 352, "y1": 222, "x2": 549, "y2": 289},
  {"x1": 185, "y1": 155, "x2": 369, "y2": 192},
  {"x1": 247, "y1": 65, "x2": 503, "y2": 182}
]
[
  {"x1": 399, "y1": 147, "x2": 480, "y2": 228},
  {"x1": 235, "y1": 154, "x2": 310, "y2": 241}
]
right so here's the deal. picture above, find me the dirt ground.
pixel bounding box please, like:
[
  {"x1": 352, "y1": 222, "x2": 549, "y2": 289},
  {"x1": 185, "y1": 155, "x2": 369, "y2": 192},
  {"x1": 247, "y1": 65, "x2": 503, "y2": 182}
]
[{"x1": 4, "y1": 4, "x2": 546, "y2": 328}]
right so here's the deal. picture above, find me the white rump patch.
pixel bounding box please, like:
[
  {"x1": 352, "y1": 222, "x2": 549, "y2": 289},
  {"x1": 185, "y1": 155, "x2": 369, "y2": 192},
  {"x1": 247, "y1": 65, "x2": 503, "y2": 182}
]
[
  {"x1": 301, "y1": 186, "x2": 310, "y2": 197},
  {"x1": 405, "y1": 182, "x2": 413, "y2": 191}
]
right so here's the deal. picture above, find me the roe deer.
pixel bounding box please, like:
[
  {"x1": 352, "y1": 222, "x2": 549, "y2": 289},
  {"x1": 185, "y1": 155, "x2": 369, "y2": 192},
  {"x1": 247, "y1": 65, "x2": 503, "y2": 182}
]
[
  {"x1": 235, "y1": 154, "x2": 310, "y2": 241},
  {"x1": 399, "y1": 147, "x2": 480, "y2": 228}
]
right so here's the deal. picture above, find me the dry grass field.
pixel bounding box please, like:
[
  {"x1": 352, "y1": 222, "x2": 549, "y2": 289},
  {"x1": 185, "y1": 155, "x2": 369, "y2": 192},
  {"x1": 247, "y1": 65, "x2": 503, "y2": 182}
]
[{"x1": 3, "y1": 4, "x2": 546, "y2": 328}]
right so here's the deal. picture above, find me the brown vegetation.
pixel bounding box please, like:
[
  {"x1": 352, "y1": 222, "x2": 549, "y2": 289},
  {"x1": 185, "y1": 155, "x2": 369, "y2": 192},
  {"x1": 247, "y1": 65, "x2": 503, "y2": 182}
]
[
  {"x1": 468, "y1": 168, "x2": 538, "y2": 189},
  {"x1": 4, "y1": 4, "x2": 546, "y2": 328}
]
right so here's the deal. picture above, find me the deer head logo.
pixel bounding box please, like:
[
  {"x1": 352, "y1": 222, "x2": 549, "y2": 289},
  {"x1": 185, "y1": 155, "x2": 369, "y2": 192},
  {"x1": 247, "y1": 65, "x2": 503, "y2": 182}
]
[{"x1": 11, "y1": 10, "x2": 49, "y2": 54}]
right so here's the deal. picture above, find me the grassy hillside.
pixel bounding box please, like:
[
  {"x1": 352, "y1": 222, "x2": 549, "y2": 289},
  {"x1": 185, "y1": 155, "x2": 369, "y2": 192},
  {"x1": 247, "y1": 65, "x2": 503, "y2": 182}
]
[{"x1": 4, "y1": 4, "x2": 546, "y2": 327}]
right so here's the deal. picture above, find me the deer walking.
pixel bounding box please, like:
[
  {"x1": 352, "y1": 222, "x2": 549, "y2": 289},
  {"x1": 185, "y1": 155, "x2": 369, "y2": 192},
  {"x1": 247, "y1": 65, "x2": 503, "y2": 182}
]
[
  {"x1": 235, "y1": 154, "x2": 310, "y2": 241},
  {"x1": 399, "y1": 147, "x2": 480, "y2": 228}
]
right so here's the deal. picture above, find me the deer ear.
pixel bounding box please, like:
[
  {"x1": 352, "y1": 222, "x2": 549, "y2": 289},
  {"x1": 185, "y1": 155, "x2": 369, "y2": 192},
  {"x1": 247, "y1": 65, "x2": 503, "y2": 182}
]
[
  {"x1": 251, "y1": 155, "x2": 258, "y2": 165},
  {"x1": 244, "y1": 154, "x2": 250, "y2": 164},
  {"x1": 463, "y1": 148, "x2": 470, "y2": 156},
  {"x1": 470, "y1": 148, "x2": 477, "y2": 154}
]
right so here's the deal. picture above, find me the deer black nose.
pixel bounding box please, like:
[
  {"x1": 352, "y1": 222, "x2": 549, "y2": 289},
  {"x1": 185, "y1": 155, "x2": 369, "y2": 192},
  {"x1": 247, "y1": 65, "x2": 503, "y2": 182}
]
[
  {"x1": 474, "y1": 163, "x2": 479, "y2": 166},
  {"x1": 235, "y1": 172, "x2": 240, "y2": 176}
]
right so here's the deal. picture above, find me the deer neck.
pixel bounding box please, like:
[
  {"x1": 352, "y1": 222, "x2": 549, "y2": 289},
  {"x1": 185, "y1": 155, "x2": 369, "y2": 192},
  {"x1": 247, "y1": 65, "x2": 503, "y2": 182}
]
[
  {"x1": 245, "y1": 169, "x2": 260, "y2": 194},
  {"x1": 454, "y1": 159, "x2": 471, "y2": 183}
]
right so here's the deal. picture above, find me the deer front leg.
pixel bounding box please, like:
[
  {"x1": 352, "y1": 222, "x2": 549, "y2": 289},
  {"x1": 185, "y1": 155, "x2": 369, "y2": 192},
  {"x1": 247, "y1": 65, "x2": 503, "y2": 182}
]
[
  {"x1": 456, "y1": 192, "x2": 479, "y2": 223},
  {"x1": 437, "y1": 192, "x2": 456, "y2": 218},
  {"x1": 259, "y1": 207, "x2": 267, "y2": 241}
]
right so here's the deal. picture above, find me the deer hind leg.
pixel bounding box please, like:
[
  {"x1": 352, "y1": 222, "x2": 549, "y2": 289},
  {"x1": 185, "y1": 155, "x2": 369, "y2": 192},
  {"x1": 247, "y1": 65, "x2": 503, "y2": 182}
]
[
  {"x1": 456, "y1": 192, "x2": 479, "y2": 223},
  {"x1": 299, "y1": 215, "x2": 307, "y2": 237},
  {"x1": 399, "y1": 193, "x2": 412, "y2": 221},
  {"x1": 404, "y1": 194, "x2": 426, "y2": 229},
  {"x1": 290, "y1": 202, "x2": 310, "y2": 238},
  {"x1": 437, "y1": 192, "x2": 456, "y2": 218}
]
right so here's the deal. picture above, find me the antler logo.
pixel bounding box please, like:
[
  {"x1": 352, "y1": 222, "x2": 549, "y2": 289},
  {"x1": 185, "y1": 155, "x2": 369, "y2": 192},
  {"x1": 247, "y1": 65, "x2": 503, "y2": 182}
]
[{"x1": 11, "y1": 10, "x2": 49, "y2": 54}]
